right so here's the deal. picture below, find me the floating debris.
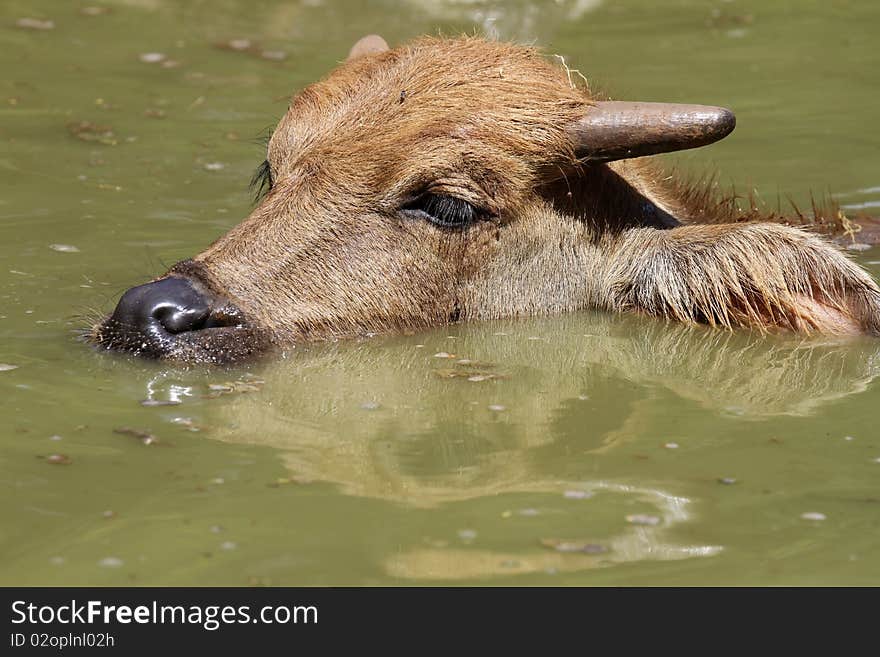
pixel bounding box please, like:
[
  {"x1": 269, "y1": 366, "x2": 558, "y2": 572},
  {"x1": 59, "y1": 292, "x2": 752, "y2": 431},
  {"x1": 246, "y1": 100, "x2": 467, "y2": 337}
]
[
  {"x1": 843, "y1": 435, "x2": 855, "y2": 442},
  {"x1": 49, "y1": 556, "x2": 66, "y2": 566},
  {"x1": 457, "y1": 529, "x2": 477, "y2": 542},
  {"x1": 98, "y1": 557, "x2": 124, "y2": 568},
  {"x1": 717, "y1": 477, "x2": 737, "y2": 485},
  {"x1": 49, "y1": 243, "x2": 80, "y2": 253},
  {"x1": 203, "y1": 161, "x2": 225, "y2": 171},
  {"x1": 16, "y1": 17, "x2": 55, "y2": 30},
  {"x1": 577, "y1": 394, "x2": 589, "y2": 401},
  {"x1": 517, "y1": 508, "x2": 540, "y2": 517},
  {"x1": 260, "y1": 50, "x2": 287, "y2": 61},
  {"x1": 138, "y1": 52, "x2": 167, "y2": 64},
  {"x1": 220, "y1": 38, "x2": 252, "y2": 51},
  {"x1": 213, "y1": 39, "x2": 286, "y2": 62},
  {"x1": 434, "y1": 368, "x2": 498, "y2": 381},
  {"x1": 80, "y1": 6, "x2": 111, "y2": 16},
  {"x1": 540, "y1": 538, "x2": 608, "y2": 554},
  {"x1": 211, "y1": 477, "x2": 225, "y2": 485},
  {"x1": 140, "y1": 399, "x2": 180, "y2": 407},
  {"x1": 487, "y1": 404, "x2": 506, "y2": 412},
  {"x1": 143, "y1": 108, "x2": 167, "y2": 119},
  {"x1": 102, "y1": 510, "x2": 115, "y2": 519},
  {"x1": 203, "y1": 379, "x2": 264, "y2": 398},
  {"x1": 113, "y1": 426, "x2": 160, "y2": 445},
  {"x1": 171, "y1": 417, "x2": 203, "y2": 432},
  {"x1": 563, "y1": 490, "x2": 593, "y2": 499},
  {"x1": 800, "y1": 512, "x2": 827, "y2": 521},
  {"x1": 210, "y1": 525, "x2": 223, "y2": 534},
  {"x1": 219, "y1": 541, "x2": 237, "y2": 551},
  {"x1": 664, "y1": 442, "x2": 679, "y2": 449},
  {"x1": 45, "y1": 454, "x2": 72, "y2": 465},
  {"x1": 625, "y1": 514, "x2": 661, "y2": 526},
  {"x1": 67, "y1": 120, "x2": 117, "y2": 146},
  {"x1": 846, "y1": 243, "x2": 872, "y2": 252},
  {"x1": 49, "y1": 435, "x2": 63, "y2": 441},
  {"x1": 0, "y1": 364, "x2": 18, "y2": 372},
  {"x1": 435, "y1": 355, "x2": 505, "y2": 383},
  {"x1": 360, "y1": 401, "x2": 380, "y2": 411}
]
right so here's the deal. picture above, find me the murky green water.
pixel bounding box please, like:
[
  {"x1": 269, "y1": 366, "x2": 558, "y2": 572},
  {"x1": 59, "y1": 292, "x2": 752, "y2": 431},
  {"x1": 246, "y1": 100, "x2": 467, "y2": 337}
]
[{"x1": 2, "y1": 0, "x2": 879, "y2": 585}]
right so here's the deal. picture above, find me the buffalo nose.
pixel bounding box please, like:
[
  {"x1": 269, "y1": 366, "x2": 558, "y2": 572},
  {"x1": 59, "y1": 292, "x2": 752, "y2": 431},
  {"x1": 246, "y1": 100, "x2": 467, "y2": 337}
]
[{"x1": 110, "y1": 276, "x2": 212, "y2": 335}]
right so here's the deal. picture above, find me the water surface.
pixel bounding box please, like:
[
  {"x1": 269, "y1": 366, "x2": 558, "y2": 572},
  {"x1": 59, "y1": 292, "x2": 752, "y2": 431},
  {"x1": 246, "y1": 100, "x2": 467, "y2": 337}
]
[{"x1": 1, "y1": 0, "x2": 879, "y2": 585}]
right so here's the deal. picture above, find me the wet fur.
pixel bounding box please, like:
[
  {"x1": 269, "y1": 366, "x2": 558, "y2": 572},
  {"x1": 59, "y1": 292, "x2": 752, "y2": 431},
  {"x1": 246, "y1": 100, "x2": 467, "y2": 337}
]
[{"x1": 95, "y1": 36, "x2": 880, "y2": 359}]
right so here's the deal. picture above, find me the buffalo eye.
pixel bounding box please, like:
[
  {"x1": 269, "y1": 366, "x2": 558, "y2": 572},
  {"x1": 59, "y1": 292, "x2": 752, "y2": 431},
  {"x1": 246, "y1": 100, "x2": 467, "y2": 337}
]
[{"x1": 401, "y1": 193, "x2": 482, "y2": 229}]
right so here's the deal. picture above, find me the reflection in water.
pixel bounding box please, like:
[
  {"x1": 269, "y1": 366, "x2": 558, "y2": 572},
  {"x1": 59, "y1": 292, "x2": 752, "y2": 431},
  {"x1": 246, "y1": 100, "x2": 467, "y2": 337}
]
[
  {"x1": 400, "y1": 0, "x2": 603, "y2": 40},
  {"x1": 139, "y1": 312, "x2": 880, "y2": 579},
  {"x1": 385, "y1": 482, "x2": 722, "y2": 580},
  {"x1": 257, "y1": 0, "x2": 604, "y2": 44}
]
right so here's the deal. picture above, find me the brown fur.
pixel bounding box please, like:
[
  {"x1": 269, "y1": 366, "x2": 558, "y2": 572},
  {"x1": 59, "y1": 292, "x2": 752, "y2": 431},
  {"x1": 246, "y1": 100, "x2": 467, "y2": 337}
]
[{"x1": 97, "y1": 36, "x2": 880, "y2": 360}]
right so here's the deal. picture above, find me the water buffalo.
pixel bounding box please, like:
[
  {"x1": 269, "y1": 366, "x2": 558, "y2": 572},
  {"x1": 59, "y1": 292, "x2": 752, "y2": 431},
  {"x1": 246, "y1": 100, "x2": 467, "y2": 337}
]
[{"x1": 93, "y1": 35, "x2": 880, "y2": 362}]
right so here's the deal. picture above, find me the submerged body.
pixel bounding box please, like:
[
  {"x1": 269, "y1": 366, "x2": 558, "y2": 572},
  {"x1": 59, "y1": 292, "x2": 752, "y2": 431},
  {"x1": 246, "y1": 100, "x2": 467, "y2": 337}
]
[{"x1": 93, "y1": 36, "x2": 880, "y2": 362}]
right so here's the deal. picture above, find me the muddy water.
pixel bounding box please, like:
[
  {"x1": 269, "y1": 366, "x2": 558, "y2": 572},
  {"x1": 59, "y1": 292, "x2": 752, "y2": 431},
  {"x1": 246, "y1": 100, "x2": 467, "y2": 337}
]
[{"x1": 1, "y1": 0, "x2": 879, "y2": 585}]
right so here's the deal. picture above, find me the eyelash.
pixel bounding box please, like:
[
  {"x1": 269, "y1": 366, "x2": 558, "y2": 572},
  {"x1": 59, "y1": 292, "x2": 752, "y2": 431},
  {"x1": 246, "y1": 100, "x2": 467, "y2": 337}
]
[
  {"x1": 401, "y1": 193, "x2": 483, "y2": 228},
  {"x1": 248, "y1": 163, "x2": 484, "y2": 230},
  {"x1": 250, "y1": 159, "x2": 273, "y2": 202}
]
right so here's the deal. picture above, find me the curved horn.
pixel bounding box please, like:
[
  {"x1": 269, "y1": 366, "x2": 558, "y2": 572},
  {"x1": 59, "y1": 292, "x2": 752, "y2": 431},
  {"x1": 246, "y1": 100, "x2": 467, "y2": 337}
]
[{"x1": 567, "y1": 101, "x2": 736, "y2": 162}]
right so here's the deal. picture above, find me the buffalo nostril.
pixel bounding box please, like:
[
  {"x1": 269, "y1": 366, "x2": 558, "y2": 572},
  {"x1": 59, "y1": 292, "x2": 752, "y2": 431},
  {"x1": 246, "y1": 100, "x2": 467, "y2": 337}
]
[
  {"x1": 109, "y1": 276, "x2": 218, "y2": 338},
  {"x1": 152, "y1": 303, "x2": 211, "y2": 334}
]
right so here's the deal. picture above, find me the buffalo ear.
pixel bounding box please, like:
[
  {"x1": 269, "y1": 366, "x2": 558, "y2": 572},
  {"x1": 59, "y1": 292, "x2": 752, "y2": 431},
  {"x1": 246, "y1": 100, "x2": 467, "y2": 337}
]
[
  {"x1": 567, "y1": 101, "x2": 736, "y2": 162},
  {"x1": 347, "y1": 34, "x2": 390, "y2": 61}
]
